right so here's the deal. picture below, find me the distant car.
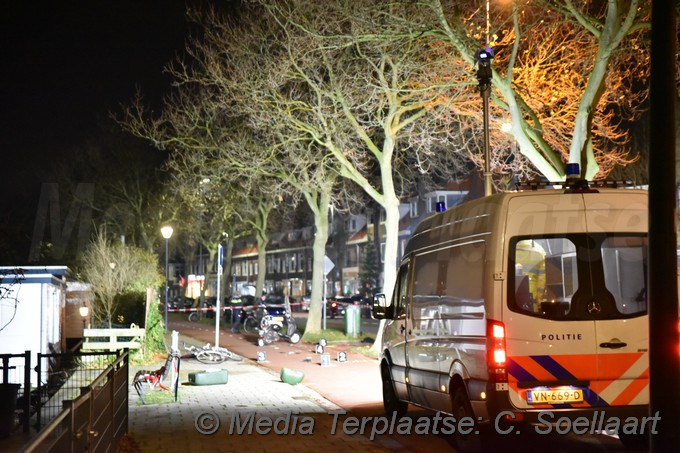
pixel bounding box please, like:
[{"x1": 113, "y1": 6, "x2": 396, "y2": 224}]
[
  {"x1": 323, "y1": 298, "x2": 342, "y2": 318},
  {"x1": 233, "y1": 295, "x2": 287, "y2": 331},
  {"x1": 350, "y1": 295, "x2": 373, "y2": 318},
  {"x1": 329, "y1": 297, "x2": 355, "y2": 318},
  {"x1": 298, "y1": 296, "x2": 310, "y2": 312},
  {"x1": 169, "y1": 296, "x2": 196, "y2": 309}
]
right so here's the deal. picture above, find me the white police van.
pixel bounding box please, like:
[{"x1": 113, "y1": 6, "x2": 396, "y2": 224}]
[{"x1": 373, "y1": 170, "x2": 650, "y2": 450}]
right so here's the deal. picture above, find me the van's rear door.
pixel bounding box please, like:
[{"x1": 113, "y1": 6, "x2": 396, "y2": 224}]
[
  {"x1": 585, "y1": 193, "x2": 649, "y2": 407},
  {"x1": 502, "y1": 191, "x2": 648, "y2": 410}
]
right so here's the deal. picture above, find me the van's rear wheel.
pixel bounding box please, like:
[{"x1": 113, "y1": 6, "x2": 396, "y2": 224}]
[
  {"x1": 381, "y1": 364, "x2": 407, "y2": 417},
  {"x1": 452, "y1": 387, "x2": 483, "y2": 453}
]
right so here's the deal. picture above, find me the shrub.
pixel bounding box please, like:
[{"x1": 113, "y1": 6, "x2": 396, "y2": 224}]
[
  {"x1": 140, "y1": 301, "x2": 166, "y2": 361},
  {"x1": 113, "y1": 292, "x2": 146, "y2": 327}
]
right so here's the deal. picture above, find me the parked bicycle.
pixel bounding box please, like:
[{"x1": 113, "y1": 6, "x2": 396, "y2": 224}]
[
  {"x1": 183, "y1": 342, "x2": 243, "y2": 364},
  {"x1": 188, "y1": 297, "x2": 217, "y2": 322}
]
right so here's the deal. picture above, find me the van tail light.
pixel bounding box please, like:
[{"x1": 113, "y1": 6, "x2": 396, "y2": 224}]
[{"x1": 487, "y1": 319, "x2": 508, "y2": 383}]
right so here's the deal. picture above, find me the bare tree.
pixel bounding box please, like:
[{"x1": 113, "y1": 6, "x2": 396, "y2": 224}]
[
  {"x1": 79, "y1": 229, "x2": 163, "y2": 327},
  {"x1": 121, "y1": 0, "x2": 657, "y2": 334},
  {"x1": 121, "y1": 88, "x2": 279, "y2": 303},
  {"x1": 241, "y1": 0, "x2": 472, "y2": 312},
  {"x1": 121, "y1": 7, "x2": 363, "y2": 335}
]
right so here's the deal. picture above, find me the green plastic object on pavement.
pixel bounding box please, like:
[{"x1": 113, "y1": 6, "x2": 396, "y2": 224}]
[
  {"x1": 188, "y1": 369, "x2": 229, "y2": 386},
  {"x1": 280, "y1": 367, "x2": 305, "y2": 385}
]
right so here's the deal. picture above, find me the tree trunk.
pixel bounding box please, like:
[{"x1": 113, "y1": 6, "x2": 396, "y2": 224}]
[
  {"x1": 303, "y1": 191, "x2": 331, "y2": 337},
  {"x1": 223, "y1": 238, "x2": 234, "y2": 298},
  {"x1": 254, "y1": 200, "x2": 271, "y2": 297}
]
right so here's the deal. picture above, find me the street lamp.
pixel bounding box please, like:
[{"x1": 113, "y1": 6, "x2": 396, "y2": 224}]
[
  {"x1": 79, "y1": 303, "x2": 89, "y2": 336},
  {"x1": 475, "y1": 47, "x2": 494, "y2": 196},
  {"x1": 161, "y1": 225, "x2": 174, "y2": 331}
]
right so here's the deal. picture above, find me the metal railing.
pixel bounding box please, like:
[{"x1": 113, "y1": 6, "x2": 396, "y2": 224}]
[
  {"x1": 34, "y1": 350, "x2": 119, "y2": 431},
  {"x1": 20, "y1": 350, "x2": 129, "y2": 453},
  {"x1": 0, "y1": 351, "x2": 31, "y2": 434}
]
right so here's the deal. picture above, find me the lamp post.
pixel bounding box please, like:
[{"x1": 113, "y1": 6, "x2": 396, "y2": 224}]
[
  {"x1": 475, "y1": 47, "x2": 494, "y2": 196},
  {"x1": 161, "y1": 225, "x2": 174, "y2": 331}
]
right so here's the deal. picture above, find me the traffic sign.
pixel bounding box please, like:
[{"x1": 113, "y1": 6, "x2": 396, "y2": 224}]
[{"x1": 324, "y1": 255, "x2": 334, "y2": 275}]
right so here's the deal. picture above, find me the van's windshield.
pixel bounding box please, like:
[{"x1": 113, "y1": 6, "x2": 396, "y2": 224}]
[{"x1": 509, "y1": 234, "x2": 647, "y2": 320}]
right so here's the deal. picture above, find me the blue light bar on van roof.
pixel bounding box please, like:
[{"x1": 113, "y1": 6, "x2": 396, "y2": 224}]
[{"x1": 514, "y1": 179, "x2": 634, "y2": 191}]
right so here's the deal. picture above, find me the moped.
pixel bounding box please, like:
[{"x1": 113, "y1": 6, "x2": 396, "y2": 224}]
[{"x1": 258, "y1": 311, "x2": 301, "y2": 346}]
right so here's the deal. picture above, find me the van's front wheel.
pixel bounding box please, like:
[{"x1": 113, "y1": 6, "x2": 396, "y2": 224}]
[{"x1": 381, "y1": 364, "x2": 407, "y2": 417}]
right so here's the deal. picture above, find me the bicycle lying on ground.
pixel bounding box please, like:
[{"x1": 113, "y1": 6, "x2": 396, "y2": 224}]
[{"x1": 183, "y1": 342, "x2": 243, "y2": 364}]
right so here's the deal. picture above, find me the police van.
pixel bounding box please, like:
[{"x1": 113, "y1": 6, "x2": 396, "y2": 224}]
[{"x1": 373, "y1": 173, "x2": 650, "y2": 450}]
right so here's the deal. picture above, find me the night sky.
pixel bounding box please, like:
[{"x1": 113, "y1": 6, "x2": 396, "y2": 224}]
[{"x1": 0, "y1": 1, "x2": 191, "y2": 262}]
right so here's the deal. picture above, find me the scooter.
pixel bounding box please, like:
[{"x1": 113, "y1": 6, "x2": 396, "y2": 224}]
[{"x1": 258, "y1": 311, "x2": 301, "y2": 346}]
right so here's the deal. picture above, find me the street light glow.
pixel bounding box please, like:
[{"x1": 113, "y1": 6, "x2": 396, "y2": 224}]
[{"x1": 161, "y1": 225, "x2": 174, "y2": 239}]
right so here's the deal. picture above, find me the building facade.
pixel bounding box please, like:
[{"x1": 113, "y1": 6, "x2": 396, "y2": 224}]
[{"x1": 225, "y1": 182, "x2": 470, "y2": 300}]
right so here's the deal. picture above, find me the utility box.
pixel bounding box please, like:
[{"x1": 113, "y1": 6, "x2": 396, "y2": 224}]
[{"x1": 344, "y1": 305, "x2": 361, "y2": 338}]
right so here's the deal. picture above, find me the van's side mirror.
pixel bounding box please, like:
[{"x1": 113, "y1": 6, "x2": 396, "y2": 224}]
[{"x1": 372, "y1": 293, "x2": 393, "y2": 319}]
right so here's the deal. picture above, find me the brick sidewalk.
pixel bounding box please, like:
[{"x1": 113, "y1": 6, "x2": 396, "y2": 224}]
[{"x1": 127, "y1": 332, "x2": 392, "y2": 452}]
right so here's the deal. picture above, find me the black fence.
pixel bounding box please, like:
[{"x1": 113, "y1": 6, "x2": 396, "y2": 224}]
[
  {"x1": 34, "y1": 350, "x2": 119, "y2": 431},
  {"x1": 0, "y1": 344, "x2": 129, "y2": 443},
  {"x1": 20, "y1": 350, "x2": 129, "y2": 453},
  {"x1": 0, "y1": 351, "x2": 31, "y2": 435}
]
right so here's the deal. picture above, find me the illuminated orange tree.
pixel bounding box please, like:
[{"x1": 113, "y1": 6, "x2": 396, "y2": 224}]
[{"x1": 416, "y1": 0, "x2": 653, "y2": 182}]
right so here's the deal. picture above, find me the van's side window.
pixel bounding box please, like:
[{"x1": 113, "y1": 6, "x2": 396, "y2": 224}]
[
  {"x1": 411, "y1": 241, "x2": 485, "y2": 329},
  {"x1": 509, "y1": 234, "x2": 647, "y2": 320}
]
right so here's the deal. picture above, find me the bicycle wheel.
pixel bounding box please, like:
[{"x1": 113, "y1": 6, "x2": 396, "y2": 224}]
[
  {"x1": 243, "y1": 316, "x2": 259, "y2": 334},
  {"x1": 195, "y1": 350, "x2": 226, "y2": 364},
  {"x1": 188, "y1": 312, "x2": 199, "y2": 322}
]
